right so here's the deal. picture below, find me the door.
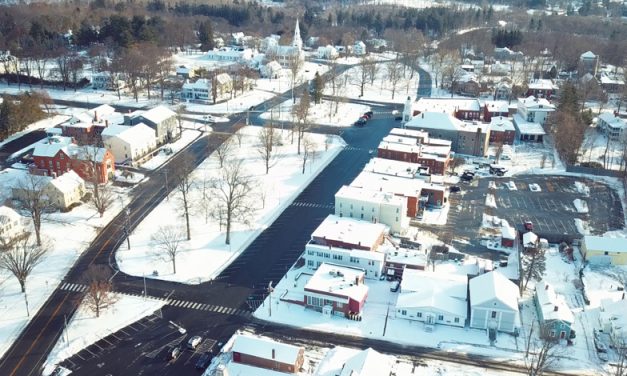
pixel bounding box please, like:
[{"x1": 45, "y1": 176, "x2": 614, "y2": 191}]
[{"x1": 560, "y1": 331, "x2": 566, "y2": 339}]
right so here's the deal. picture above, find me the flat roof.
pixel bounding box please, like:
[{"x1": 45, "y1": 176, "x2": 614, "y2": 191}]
[
  {"x1": 305, "y1": 262, "x2": 368, "y2": 301},
  {"x1": 350, "y1": 170, "x2": 424, "y2": 197},
  {"x1": 378, "y1": 140, "x2": 420, "y2": 154},
  {"x1": 231, "y1": 334, "x2": 302, "y2": 365},
  {"x1": 389, "y1": 128, "x2": 429, "y2": 140},
  {"x1": 363, "y1": 158, "x2": 422, "y2": 179},
  {"x1": 584, "y1": 235, "x2": 627, "y2": 253},
  {"x1": 311, "y1": 214, "x2": 387, "y2": 249},
  {"x1": 513, "y1": 114, "x2": 546, "y2": 135},
  {"x1": 306, "y1": 243, "x2": 385, "y2": 262},
  {"x1": 414, "y1": 97, "x2": 481, "y2": 113},
  {"x1": 490, "y1": 116, "x2": 516, "y2": 132}
]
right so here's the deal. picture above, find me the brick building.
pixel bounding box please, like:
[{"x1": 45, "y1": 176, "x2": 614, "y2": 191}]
[
  {"x1": 304, "y1": 263, "x2": 368, "y2": 315},
  {"x1": 231, "y1": 334, "x2": 304, "y2": 374}
]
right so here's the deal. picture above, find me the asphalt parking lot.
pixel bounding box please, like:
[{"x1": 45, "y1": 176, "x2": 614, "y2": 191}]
[{"x1": 424, "y1": 175, "x2": 624, "y2": 257}]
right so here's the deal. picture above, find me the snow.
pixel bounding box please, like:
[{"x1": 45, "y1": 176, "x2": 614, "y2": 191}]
[
  {"x1": 0, "y1": 172, "x2": 131, "y2": 360},
  {"x1": 575, "y1": 218, "x2": 590, "y2": 235},
  {"x1": 115, "y1": 127, "x2": 345, "y2": 284},
  {"x1": 231, "y1": 334, "x2": 302, "y2": 365},
  {"x1": 529, "y1": 183, "x2": 542, "y2": 192},
  {"x1": 0, "y1": 115, "x2": 69, "y2": 150},
  {"x1": 140, "y1": 128, "x2": 202, "y2": 170},
  {"x1": 259, "y1": 98, "x2": 370, "y2": 127},
  {"x1": 42, "y1": 294, "x2": 166, "y2": 374},
  {"x1": 574, "y1": 199, "x2": 589, "y2": 214},
  {"x1": 417, "y1": 204, "x2": 450, "y2": 225},
  {"x1": 575, "y1": 181, "x2": 591, "y2": 196}
]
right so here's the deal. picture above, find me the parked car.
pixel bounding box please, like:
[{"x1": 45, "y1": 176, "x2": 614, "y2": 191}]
[
  {"x1": 450, "y1": 186, "x2": 461, "y2": 193},
  {"x1": 390, "y1": 280, "x2": 400, "y2": 292},
  {"x1": 188, "y1": 336, "x2": 202, "y2": 350},
  {"x1": 524, "y1": 221, "x2": 534, "y2": 232},
  {"x1": 169, "y1": 346, "x2": 181, "y2": 360},
  {"x1": 195, "y1": 352, "x2": 212, "y2": 369},
  {"x1": 364, "y1": 111, "x2": 374, "y2": 119},
  {"x1": 392, "y1": 110, "x2": 402, "y2": 121},
  {"x1": 354, "y1": 117, "x2": 367, "y2": 127}
]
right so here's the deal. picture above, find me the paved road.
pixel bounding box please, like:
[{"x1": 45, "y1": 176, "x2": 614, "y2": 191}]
[
  {"x1": 416, "y1": 65, "x2": 432, "y2": 98},
  {"x1": 0, "y1": 130, "x2": 48, "y2": 169}
]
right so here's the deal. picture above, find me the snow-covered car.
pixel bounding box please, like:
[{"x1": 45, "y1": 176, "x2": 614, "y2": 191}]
[
  {"x1": 506, "y1": 181, "x2": 517, "y2": 190},
  {"x1": 529, "y1": 183, "x2": 542, "y2": 192},
  {"x1": 187, "y1": 336, "x2": 202, "y2": 349},
  {"x1": 390, "y1": 281, "x2": 400, "y2": 292}
]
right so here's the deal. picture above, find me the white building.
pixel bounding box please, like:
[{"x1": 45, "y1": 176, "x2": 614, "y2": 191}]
[
  {"x1": 266, "y1": 19, "x2": 304, "y2": 69},
  {"x1": 353, "y1": 41, "x2": 367, "y2": 56},
  {"x1": 317, "y1": 45, "x2": 339, "y2": 60},
  {"x1": 598, "y1": 112, "x2": 626, "y2": 141},
  {"x1": 335, "y1": 185, "x2": 408, "y2": 234},
  {"x1": 599, "y1": 298, "x2": 627, "y2": 345},
  {"x1": 0, "y1": 206, "x2": 23, "y2": 240},
  {"x1": 395, "y1": 269, "x2": 468, "y2": 329},
  {"x1": 310, "y1": 214, "x2": 387, "y2": 251},
  {"x1": 181, "y1": 79, "x2": 212, "y2": 102},
  {"x1": 469, "y1": 271, "x2": 520, "y2": 335},
  {"x1": 516, "y1": 96, "x2": 555, "y2": 126},
  {"x1": 304, "y1": 262, "x2": 368, "y2": 315},
  {"x1": 303, "y1": 243, "x2": 385, "y2": 279},
  {"x1": 260, "y1": 61, "x2": 283, "y2": 79},
  {"x1": 205, "y1": 47, "x2": 253, "y2": 63},
  {"x1": 101, "y1": 123, "x2": 157, "y2": 164}
]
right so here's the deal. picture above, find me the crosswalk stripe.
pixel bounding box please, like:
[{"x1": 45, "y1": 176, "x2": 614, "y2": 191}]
[
  {"x1": 192, "y1": 303, "x2": 200, "y2": 309},
  {"x1": 183, "y1": 302, "x2": 192, "y2": 308},
  {"x1": 61, "y1": 283, "x2": 69, "y2": 290},
  {"x1": 218, "y1": 307, "x2": 226, "y2": 313}
]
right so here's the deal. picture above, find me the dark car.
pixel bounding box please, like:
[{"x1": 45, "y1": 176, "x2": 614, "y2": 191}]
[
  {"x1": 364, "y1": 111, "x2": 374, "y2": 119},
  {"x1": 450, "y1": 186, "x2": 461, "y2": 193},
  {"x1": 460, "y1": 173, "x2": 474, "y2": 182},
  {"x1": 354, "y1": 118, "x2": 367, "y2": 127},
  {"x1": 195, "y1": 353, "x2": 212, "y2": 369},
  {"x1": 524, "y1": 221, "x2": 534, "y2": 232}
]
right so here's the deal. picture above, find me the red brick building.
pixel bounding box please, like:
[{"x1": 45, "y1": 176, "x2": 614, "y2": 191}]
[
  {"x1": 231, "y1": 334, "x2": 304, "y2": 374},
  {"x1": 488, "y1": 117, "x2": 516, "y2": 145},
  {"x1": 377, "y1": 138, "x2": 450, "y2": 175},
  {"x1": 31, "y1": 136, "x2": 115, "y2": 184},
  {"x1": 483, "y1": 102, "x2": 511, "y2": 122},
  {"x1": 304, "y1": 263, "x2": 368, "y2": 315}
]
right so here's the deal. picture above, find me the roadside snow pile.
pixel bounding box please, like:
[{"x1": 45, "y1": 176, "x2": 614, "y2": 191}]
[
  {"x1": 574, "y1": 181, "x2": 590, "y2": 196},
  {"x1": 43, "y1": 294, "x2": 165, "y2": 375},
  {"x1": 574, "y1": 218, "x2": 590, "y2": 235},
  {"x1": 485, "y1": 194, "x2": 497, "y2": 208},
  {"x1": 573, "y1": 199, "x2": 589, "y2": 214}
]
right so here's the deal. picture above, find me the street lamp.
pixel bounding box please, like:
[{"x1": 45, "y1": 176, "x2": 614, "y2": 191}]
[{"x1": 124, "y1": 207, "x2": 131, "y2": 250}]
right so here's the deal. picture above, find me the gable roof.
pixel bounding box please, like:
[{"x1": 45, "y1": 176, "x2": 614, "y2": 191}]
[
  {"x1": 470, "y1": 271, "x2": 519, "y2": 311},
  {"x1": 140, "y1": 106, "x2": 176, "y2": 125},
  {"x1": 231, "y1": 334, "x2": 301, "y2": 365},
  {"x1": 598, "y1": 113, "x2": 626, "y2": 130},
  {"x1": 397, "y1": 270, "x2": 467, "y2": 317},
  {"x1": 535, "y1": 280, "x2": 574, "y2": 324},
  {"x1": 102, "y1": 123, "x2": 156, "y2": 144},
  {"x1": 0, "y1": 205, "x2": 21, "y2": 226},
  {"x1": 580, "y1": 51, "x2": 596, "y2": 59},
  {"x1": 340, "y1": 348, "x2": 393, "y2": 376},
  {"x1": 32, "y1": 136, "x2": 74, "y2": 158},
  {"x1": 48, "y1": 170, "x2": 84, "y2": 194}
]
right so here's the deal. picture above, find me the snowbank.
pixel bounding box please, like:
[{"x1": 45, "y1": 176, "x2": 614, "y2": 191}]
[
  {"x1": 574, "y1": 218, "x2": 590, "y2": 235},
  {"x1": 573, "y1": 199, "x2": 589, "y2": 214},
  {"x1": 485, "y1": 194, "x2": 497, "y2": 208}
]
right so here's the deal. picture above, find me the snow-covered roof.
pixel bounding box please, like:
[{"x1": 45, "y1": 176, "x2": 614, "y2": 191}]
[
  {"x1": 384, "y1": 246, "x2": 428, "y2": 268},
  {"x1": 102, "y1": 123, "x2": 156, "y2": 145},
  {"x1": 378, "y1": 139, "x2": 421, "y2": 154},
  {"x1": 501, "y1": 225, "x2": 516, "y2": 240},
  {"x1": 405, "y1": 112, "x2": 462, "y2": 132},
  {"x1": 535, "y1": 280, "x2": 574, "y2": 324},
  {"x1": 335, "y1": 185, "x2": 406, "y2": 207},
  {"x1": 32, "y1": 136, "x2": 74, "y2": 158},
  {"x1": 580, "y1": 51, "x2": 596, "y2": 59},
  {"x1": 528, "y1": 79, "x2": 557, "y2": 91},
  {"x1": 231, "y1": 334, "x2": 302, "y2": 365},
  {"x1": 414, "y1": 97, "x2": 481, "y2": 114},
  {"x1": 362, "y1": 157, "x2": 423, "y2": 179},
  {"x1": 306, "y1": 243, "x2": 385, "y2": 262},
  {"x1": 350, "y1": 170, "x2": 425, "y2": 198},
  {"x1": 0, "y1": 205, "x2": 21, "y2": 226},
  {"x1": 182, "y1": 78, "x2": 211, "y2": 90},
  {"x1": 48, "y1": 170, "x2": 84, "y2": 194},
  {"x1": 598, "y1": 113, "x2": 626, "y2": 130},
  {"x1": 140, "y1": 106, "x2": 176, "y2": 125},
  {"x1": 599, "y1": 74, "x2": 625, "y2": 86},
  {"x1": 389, "y1": 128, "x2": 429, "y2": 142},
  {"x1": 513, "y1": 114, "x2": 546, "y2": 136},
  {"x1": 484, "y1": 101, "x2": 510, "y2": 113},
  {"x1": 600, "y1": 299, "x2": 627, "y2": 337},
  {"x1": 311, "y1": 215, "x2": 387, "y2": 249},
  {"x1": 215, "y1": 73, "x2": 232, "y2": 85},
  {"x1": 523, "y1": 231, "x2": 538, "y2": 246},
  {"x1": 304, "y1": 262, "x2": 368, "y2": 302},
  {"x1": 339, "y1": 348, "x2": 394, "y2": 376},
  {"x1": 397, "y1": 269, "x2": 467, "y2": 317},
  {"x1": 265, "y1": 60, "x2": 282, "y2": 70},
  {"x1": 87, "y1": 104, "x2": 116, "y2": 120},
  {"x1": 584, "y1": 235, "x2": 627, "y2": 253},
  {"x1": 517, "y1": 96, "x2": 555, "y2": 111},
  {"x1": 469, "y1": 271, "x2": 519, "y2": 310},
  {"x1": 490, "y1": 116, "x2": 515, "y2": 132}
]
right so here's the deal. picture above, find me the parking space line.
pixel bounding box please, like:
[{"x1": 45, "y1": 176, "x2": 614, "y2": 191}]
[
  {"x1": 119, "y1": 329, "x2": 130, "y2": 336},
  {"x1": 74, "y1": 352, "x2": 86, "y2": 361}
]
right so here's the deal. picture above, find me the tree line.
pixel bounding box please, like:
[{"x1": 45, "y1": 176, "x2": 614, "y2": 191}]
[{"x1": 0, "y1": 93, "x2": 47, "y2": 141}]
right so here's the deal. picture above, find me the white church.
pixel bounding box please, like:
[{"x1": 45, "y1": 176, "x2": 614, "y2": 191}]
[{"x1": 264, "y1": 19, "x2": 305, "y2": 69}]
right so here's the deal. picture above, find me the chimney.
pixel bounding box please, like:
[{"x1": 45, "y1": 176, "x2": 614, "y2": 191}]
[
  {"x1": 355, "y1": 276, "x2": 359, "y2": 285},
  {"x1": 94, "y1": 111, "x2": 98, "y2": 122},
  {"x1": 421, "y1": 113, "x2": 424, "y2": 119},
  {"x1": 554, "y1": 305, "x2": 559, "y2": 312},
  {"x1": 105, "y1": 119, "x2": 109, "y2": 127},
  {"x1": 545, "y1": 283, "x2": 549, "y2": 290},
  {"x1": 271, "y1": 349, "x2": 275, "y2": 359}
]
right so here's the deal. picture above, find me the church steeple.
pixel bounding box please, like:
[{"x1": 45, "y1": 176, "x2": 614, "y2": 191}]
[{"x1": 292, "y1": 18, "x2": 303, "y2": 51}]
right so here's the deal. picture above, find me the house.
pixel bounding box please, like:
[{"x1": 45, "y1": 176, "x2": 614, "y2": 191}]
[
  {"x1": 404, "y1": 112, "x2": 491, "y2": 157},
  {"x1": 125, "y1": 106, "x2": 178, "y2": 144},
  {"x1": 483, "y1": 101, "x2": 510, "y2": 122},
  {"x1": 522, "y1": 231, "x2": 539, "y2": 251},
  {"x1": 513, "y1": 113, "x2": 546, "y2": 143},
  {"x1": 303, "y1": 243, "x2": 385, "y2": 279},
  {"x1": 582, "y1": 235, "x2": 627, "y2": 265},
  {"x1": 579, "y1": 51, "x2": 599, "y2": 76},
  {"x1": 395, "y1": 269, "x2": 468, "y2": 329},
  {"x1": 494, "y1": 47, "x2": 524, "y2": 61},
  {"x1": 260, "y1": 61, "x2": 283, "y2": 79},
  {"x1": 384, "y1": 247, "x2": 428, "y2": 278},
  {"x1": 527, "y1": 79, "x2": 558, "y2": 99},
  {"x1": 0, "y1": 206, "x2": 23, "y2": 240},
  {"x1": 599, "y1": 298, "x2": 627, "y2": 345},
  {"x1": 377, "y1": 134, "x2": 451, "y2": 175},
  {"x1": 265, "y1": 19, "x2": 304, "y2": 69},
  {"x1": 205, "y1": 47, "x2": 253, "y2": 63},
  {"x1": 31, "y1": 136, "x2": 115, "y2": 184},
  {"x1": 597, "y1": 112, "x2": 626, "y2": 141},
  {"x1": 61, "y1": 104, "x2": 118, "y2": 145},
  {"x1": 175, "y1": 65, "x2": 196, "y2": 79},
  {"x1": 304, "y1": 262, "x2": 368, "y2": 316},
  {"x1": 231, "y1": 334, "x2": 304, "y2": 374},
  {"x1": 599, "y1": 74, "x2": 625, "y2": 94},
  {"x1": 338, "y1": 348, "x2": 394, "y2": 376},
  {"x1": 317, "y1": 45, "x2": 338, "y2": 60},
  {"x1": 501, "y1": 225, "x2": 516, "y2": 248},
  {"x1": 181, "y1": 78, "x2": 211, "y2": 102},
  {"x1": 493, "y1": 81, "x2": 512, "y2": 100},
  {"x1": 310, "y1": 214, "x2": 387, "y2": 251},
  {"x1": 535, "y1": 280, "x2": 575, "y2": 341},
  {"x1": 44, "y1": 170, "x2": 85, "y2": 210},
  {"x1": 411, "y1": 97, "x2": 482, "y2": 121},
  {"x1": 353, "y1": 41, "x2": 367, "y2": 56},
  {"x1": 214, "y1": 73, "x2": 233, "y2": 99},
  {"x1": 101, "y1": 123, "x2": 157, "y2": 165},
  {"x1": 517, "y1": 96, "x2": 555, "y2": 126},
  {"x1": 469, "y1": 271, "x2": 520, "y2": 335},
  {"x1": 335, "y1": 185, "x2": 408, "y2": 234},
  {"x1": 489, "y1": 116, "x2": 516, "y2": 145}
]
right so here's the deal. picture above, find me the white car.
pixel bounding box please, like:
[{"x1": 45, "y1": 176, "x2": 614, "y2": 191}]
[
  {"x1": 529, "y1": 183, "x2": 542, "y2": 192},
  {"x1": 187, "y1": 336, "x2": 202, "y2": 349},
  {"x1": 506, "y1": 181, "x2": 517, "y2": 190}
]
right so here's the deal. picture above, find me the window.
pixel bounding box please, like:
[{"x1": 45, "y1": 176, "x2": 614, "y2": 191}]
[
  {"x1": 604, "y1": 251, "x2": 609, "y2": 256},
  {"x1": 307, "y1": 260, "x2": 314, "y2": 267},
  {"x1": 416, "y1": 312, "x2": 422, "y2": 318},
  {"x1": 491, "y1": 311, "x2": 497, "y2": 319},
  {"x1": 454, "y1": 317, "x2": 459, "y2": 323},
  {"x1": 401, "y1": 310, "x2": 407, "y2": 316},
  {"x1": 324, "y1": 253, "x2": 330, "y2": 258},
  {"x1": 307, "y1": 250, "x2": 314, "y2": 256},
  {"x1": 438, "y1": 315, "x2": 444, "y2": 321}
]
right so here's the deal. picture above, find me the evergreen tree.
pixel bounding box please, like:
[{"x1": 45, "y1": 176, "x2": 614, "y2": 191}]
[
  {"x1": 312, "y1": 72, "x2": 323, "y2": 104},
  {"x1": 198, "y1": 20, "x2": 215, "y2": 51},
  {"x1": 0, "y1": 97, "x2": 12, "y2": 141}
]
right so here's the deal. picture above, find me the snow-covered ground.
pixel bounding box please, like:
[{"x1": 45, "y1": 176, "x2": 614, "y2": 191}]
[
  {"x1": 42, "y1": 294, "x2": 166, "y2": 375},
  {"x1": 0, "y1": 175, "x2": 131, "y2": 360},
  {"x1": 140, "y1": 128, "x2": 202, "y2": 170},
  {"x1": 579, "y1": 127, "x2": 623, "y2": 171},
  {"x1": 116, "y1": 126, "x2": 345, "y2": 284},
  {"x1": 259, "y1": 98, "x2": 370, "y2": 127}
]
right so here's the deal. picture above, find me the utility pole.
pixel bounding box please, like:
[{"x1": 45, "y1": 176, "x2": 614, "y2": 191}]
[
  {"x1": 383, "y1": 303, "x2": 390, "y2": 336},
  {"x1": 125, "y1": 207, "x2": 131, "y2": 250},
  {"x1": 267, "y1": 281, "x2": 274, "y2": 317}
]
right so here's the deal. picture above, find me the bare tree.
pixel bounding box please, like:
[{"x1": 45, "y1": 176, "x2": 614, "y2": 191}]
[
  {"x1": 81, "y1": 145, "x2": 113, "y2": 218},
  {"x1": 364, "y1": 58, "x2": 380, "y2": 86},
  {"x1": 173, "y1": 155, "x2": 195, "y2": 240},
  {"x1": 449, "y1": 157, "x2": 466, "y2": 174},
  {"x1": 257, "y1": 123, "x2": 282, "y2": 174},
  {"x1": 522, "y1": 248, "x2": 546, "y2": 291},
  {"x1": 214, "y1": 134, "x2": 234, "y2": 168},
  {"x1": 288, "y1": 54, "x2": 304, "y2": 104},
  {"x1": 151, "y1": 225, "x2": 185, "y2": 274},
  {"x1": 524, "y1": 323, "x2": 562, "y2": 376},
  {"x1": 82, "y1": 264, "x2": 116, "y2": 318},
  {"x1": 232, "y1": 123, "x2": 245, "y2": 147},
  {"x1": 211, "y1": 158, "x2": 254, "y2": 245},
  {"x1": 610, "y1": 336, "x2": 627, "y2": 376},
  {"x1": 301, "y1": 136, "x2": 317, "y2": 174},
  {"x1": 14, "y1": 174, "x2": 52, "y2": 245},
  {"x1": 353, "y1": 56, "x2": 373, "y2": 97},
  {"x1": 68, "y1": 54, "x2": 85, "y2": 92},
  {"x1": 386, "y1": 59, "x2": 403, "y2": 100},
  {"x1": 291, "y1": 90, "x2": 311, "y2": 155},
  {"x1": 0, "y1": 232, "x2": 49, "y2": 292}
]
